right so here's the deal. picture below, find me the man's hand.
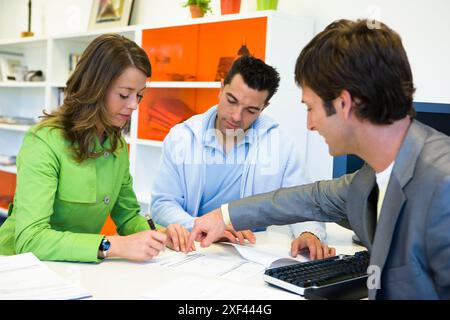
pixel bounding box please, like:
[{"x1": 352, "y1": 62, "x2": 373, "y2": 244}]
[
  {"x1": 187, "y1": 208, "x2": 227, "y2": 248},
  {"x1": 159, "y1": 224, "x2": 196, "y2": 253},
  {"x1": 215, "y1": 224, "x2": 256, "y2": 245},
  {"x1": 290, "y1": 232, "x2": 336, "y2": 260}
]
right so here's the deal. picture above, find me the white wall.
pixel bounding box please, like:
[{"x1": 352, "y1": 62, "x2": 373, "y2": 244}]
[
  {"x1": 283, "y1": 0, "x2": 450, "y2": 180},
  {"x1": 1, "y1": 0, "x2": 449, "y2": 180},
  {"x1": 2, "y1": 0, "x2": 448, "y2": 103},
  {"x1": 0, "y1": 0, "x2": 91, "y2": 39}
]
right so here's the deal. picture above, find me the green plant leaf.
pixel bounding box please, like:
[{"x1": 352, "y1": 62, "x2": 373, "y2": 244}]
[{"x1": 182, "y1": 0, "x2": 212, "y2": 14}]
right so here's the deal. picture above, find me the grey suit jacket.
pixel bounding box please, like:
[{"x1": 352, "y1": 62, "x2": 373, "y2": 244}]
[{"x1": 229, "y1": 120, "x2": 450, "y2": 299}]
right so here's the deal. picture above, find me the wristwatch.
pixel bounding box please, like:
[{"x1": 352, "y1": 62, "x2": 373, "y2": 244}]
[{"x1": 98, "y1": 237, "x2": 111, "y2": 259}]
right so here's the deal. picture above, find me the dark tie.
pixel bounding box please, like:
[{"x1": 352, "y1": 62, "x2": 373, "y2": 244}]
[{"x1": 367, "y1": 184, "x2": 379, "y2": 244}]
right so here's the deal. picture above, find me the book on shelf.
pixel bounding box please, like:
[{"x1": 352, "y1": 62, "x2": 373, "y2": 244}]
[
  {"x1": 0, "y1": 115, "x2": 38, "y2": 126},
  {"x1": 0, "y1": 155, "x2": 16, "y2": 166},
  {"x1": 57, "y1": 87, "x2": 65, "y2": 106},
  {"x1": 0, "y1": 53, "x2": 25, "y2": 82},
  {"x1": 148, "y1": 118, "x2": 171, "y2": 133},
  {"x1": 68, "y1": 53, "x2": 81, "y2": 75},
  {"x1": 147, "y1": 98, "x2": 196, "y2": 125},
  {"x1": 146, "y1": 109, "x2": 174, "y2": 128}
]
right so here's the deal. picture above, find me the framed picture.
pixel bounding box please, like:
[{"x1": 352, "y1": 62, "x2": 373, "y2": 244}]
[{"x1": 88, "y1": 0, "x2": 134, "y2": 30}]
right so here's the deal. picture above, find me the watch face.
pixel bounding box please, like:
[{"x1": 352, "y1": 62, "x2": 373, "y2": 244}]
[{"x1": 101, "y1": 238, "x2": 111, "y2": 251}]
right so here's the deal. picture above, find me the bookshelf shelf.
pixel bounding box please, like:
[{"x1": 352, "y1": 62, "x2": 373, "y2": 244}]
[
  {"x1": 0, "y1": 165, "x2": 17, "y2": 174},
  {"x1": 50, "y1": 25, "x2": 137, "y2": 41},
  {"x1": 0, "y1": 166, "x2": 16, "y2": 175},
  {"x1": 0, "y1": 36, "x2": 47, "y2": 47},
  {"x1": 136, "y1": 139, "x2": 163, "y2": 148},
  {"x1": 0, "y1": 124, "x2": 31, "y2": 132},
  {"x1": 0, "y1": 82, "x2": 46, "y2": 88},
  {"x1": 148, "y1": 81, "x2": 221, "y2": 89},
  {"x1": 49, "y1": 83, "x2": 66, "y2": 88}
]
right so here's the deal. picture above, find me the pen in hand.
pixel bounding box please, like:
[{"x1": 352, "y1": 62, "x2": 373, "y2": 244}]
[
  {"x1": 145, "y1": 214, "x2": 166, "y2": 254},
  {"x1": 145, "y1": 214, "x2": 157, "y2": 231}
]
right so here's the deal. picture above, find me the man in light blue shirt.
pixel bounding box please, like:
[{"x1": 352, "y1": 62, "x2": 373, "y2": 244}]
[{"x1": 151, "y1": 56, "x2": 334, "y2": 259}]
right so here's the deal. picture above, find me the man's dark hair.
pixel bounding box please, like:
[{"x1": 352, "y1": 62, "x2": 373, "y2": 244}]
[
  {"x1": 295, "y1": 19, "x2": 416, "y2": 124},
  {"x1": 224, "y1": 55, "x2": 280, "y2": 104}
]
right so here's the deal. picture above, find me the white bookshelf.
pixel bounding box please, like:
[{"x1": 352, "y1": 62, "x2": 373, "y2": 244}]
[
  {"x1": 49, "y1": 83, "x2": 67, "y2": 88},
  {"x1": 0, "y1": 124, "x2": 31, "y2": 132},
  {"x1": 135, "y1": 139, "x2": 163, "y2": 148},
  {"x1": 0, "y1": 82, "x2": 46, "y2": 88},
  {"x1": 0, "y1": 36, "x2": 48, "y2": 46},
  {"x1": 0, "y1": 11, "x2": 315, "y2": 212},
  {"x1": 0, "y1": 165, "x2": 16, "y2": 174}
]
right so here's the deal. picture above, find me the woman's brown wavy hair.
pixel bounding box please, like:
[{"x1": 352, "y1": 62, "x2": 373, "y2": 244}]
[{"x1": 40, "y1": 33, "x2": 151, "y2": 162}]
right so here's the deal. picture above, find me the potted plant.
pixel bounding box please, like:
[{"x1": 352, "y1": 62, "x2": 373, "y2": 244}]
[
  {"x1": 220, "y1": 0, "x2": 241, "y2": 15},
  {"x1": 257, "y1": 0, "x2": 278, "y2": 11},
  {"x1": 183, "y1": 0, "x2": 213, "y2": 18}
]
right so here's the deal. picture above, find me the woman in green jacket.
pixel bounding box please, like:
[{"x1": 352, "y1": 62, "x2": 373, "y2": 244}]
[{"x1": 0, "y1": 34, "x2": 170, "y2": 262}]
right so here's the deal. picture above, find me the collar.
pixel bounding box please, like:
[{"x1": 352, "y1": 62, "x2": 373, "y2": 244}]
[
  {"x1": 204, "y1": 113, "x2": 253, "y2": 150},
  {"x1": 392, "y1": 120, "x2": 427, "y2": 188},
  {"x1": 93, "y1": 135, "x2": 121, "y2": 157}
]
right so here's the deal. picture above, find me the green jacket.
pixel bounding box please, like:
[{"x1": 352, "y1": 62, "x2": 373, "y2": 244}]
[{"x1": 0, "y1": 125, "x2": 149, "y2": 262}]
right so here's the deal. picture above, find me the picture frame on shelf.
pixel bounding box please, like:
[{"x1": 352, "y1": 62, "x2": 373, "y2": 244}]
[
  {"x1": 69, "y1": 53, "x2": 81, "y2": 74},
  {"x1": 0, "y1": 52, "x2": 25, "y2": 82},
  {"x1": 88, "y1": 0, "x2": 134, "y2": 31}
]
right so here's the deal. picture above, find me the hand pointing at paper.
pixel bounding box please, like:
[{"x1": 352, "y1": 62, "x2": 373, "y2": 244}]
[
  {"x1": 188, "y1": 207, "x2": 335, "y2": 261},
  {"x1": 188, "y1": 208, "x2": 227, "y2": 249}
]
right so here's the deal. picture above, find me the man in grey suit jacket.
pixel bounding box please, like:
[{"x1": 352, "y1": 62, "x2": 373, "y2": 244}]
[{"x1": 188, "y1": 19, "x2": 450, "y2": 299}]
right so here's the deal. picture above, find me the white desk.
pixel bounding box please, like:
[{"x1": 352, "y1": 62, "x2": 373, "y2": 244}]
[{"x1": 45, "y1": 223, "x2": 364, "y2": 300}]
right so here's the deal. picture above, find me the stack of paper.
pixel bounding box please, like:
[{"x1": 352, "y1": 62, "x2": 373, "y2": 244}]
[{"x1": 0, "y1": 253, "x2": 92, "y2": 300}]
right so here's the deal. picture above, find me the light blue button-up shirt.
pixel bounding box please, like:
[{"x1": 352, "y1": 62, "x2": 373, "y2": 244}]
[{"x1": 198, "y1": 115, "x2": 251, "y2": 216}]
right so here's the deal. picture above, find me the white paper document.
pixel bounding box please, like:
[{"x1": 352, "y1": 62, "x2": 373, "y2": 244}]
[
  {"x1": 141, "y1": 274, "x2": 301, "y2": 300},
  {"x1": 148, "y1": 250, "x2": 265, "y2": 281},
  {"x1": 147, "y1": 241, "x2": 310, "y2": 282},
  {"x1": 0, "y1": 252, "x2": 92, "y2": 300},
  {"x1": 220, "y1": 242, "x2": 309, "y2": 267}
]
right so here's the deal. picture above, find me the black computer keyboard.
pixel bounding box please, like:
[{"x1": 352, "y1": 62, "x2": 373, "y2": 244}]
[{"x1": 263, "y1": 250, "x2": 370, "y2": 300}]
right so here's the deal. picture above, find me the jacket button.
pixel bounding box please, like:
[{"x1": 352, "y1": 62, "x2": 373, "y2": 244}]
[
  {"x1": 103, "y1": 196, "x2": 110, "y2": 204},
  {"x1": 104, "y1": 151, "x2": 110, "y2": 158}
]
